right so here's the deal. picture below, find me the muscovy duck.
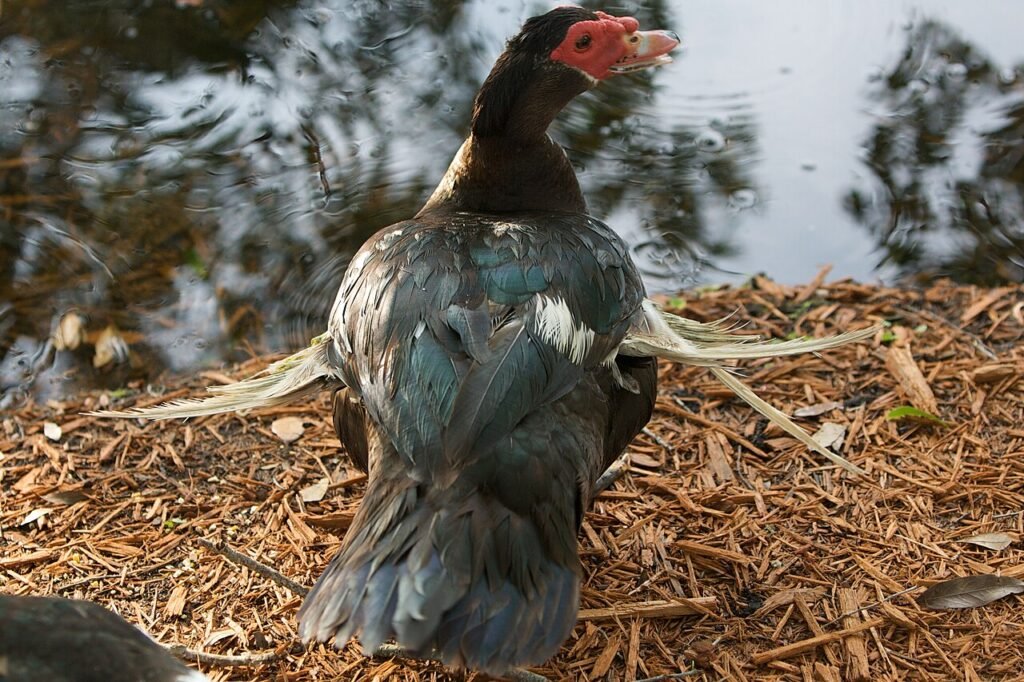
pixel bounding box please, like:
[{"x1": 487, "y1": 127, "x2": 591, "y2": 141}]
[
  {"x1": 97, "y1": 4, "x2": 876, "y2": 675},
  {"x1": 0, "y1": 595, "x2": 208, "y2": 682},
  {"x1": 298, "y1": 8, "x2": 677, "y2": 672}
]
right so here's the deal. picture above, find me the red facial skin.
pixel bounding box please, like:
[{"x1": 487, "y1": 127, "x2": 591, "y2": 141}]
[{"x1": 549, "y1": 12, "x2": 642, "y2": 80}]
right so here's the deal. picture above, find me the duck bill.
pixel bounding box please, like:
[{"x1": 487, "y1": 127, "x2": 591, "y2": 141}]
[{"x1": 610, "y1": 30, "x2": 680, "y2": 74}]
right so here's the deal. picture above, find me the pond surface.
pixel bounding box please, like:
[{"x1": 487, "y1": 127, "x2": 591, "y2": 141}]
[{"x1": 2, "y1": 0, "x2": 1023, "y2": 402}]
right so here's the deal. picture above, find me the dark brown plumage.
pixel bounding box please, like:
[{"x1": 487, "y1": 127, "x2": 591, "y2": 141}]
[
  {"x1": 0, "y1": 595, "x2": 207, "y2": 682},
  {"x1": 298, "y1": 7, "x2": 678, "y2": 674}
]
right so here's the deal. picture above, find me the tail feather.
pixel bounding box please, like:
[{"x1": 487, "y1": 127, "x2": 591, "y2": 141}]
[
  {"x1": 622, "y1": 298, "x2": 878, "y2": 475},
  {"x1": 89, "y1": 333, "x2": 342, "y2": 420},
  {"x1": 298, "y1": 482, "x2": 578, "y2": 675}
]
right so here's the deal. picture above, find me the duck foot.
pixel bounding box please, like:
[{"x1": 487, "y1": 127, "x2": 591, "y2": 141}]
[{"x1": 372, "y1": 644, "x2": 550, "y2": 681}]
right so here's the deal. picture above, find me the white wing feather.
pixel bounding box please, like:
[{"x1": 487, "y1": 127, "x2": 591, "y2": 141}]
[
  {"x1": 90, "y1": 334, "x2": 341, "y2": 420},
  {"x1": 622, "y1": 299, "x2": 877, "y2": 475}
]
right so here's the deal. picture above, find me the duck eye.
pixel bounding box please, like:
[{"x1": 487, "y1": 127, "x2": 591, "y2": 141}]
[{"x1": 575, "y1": 34, "x2": 592, "y2": 50}]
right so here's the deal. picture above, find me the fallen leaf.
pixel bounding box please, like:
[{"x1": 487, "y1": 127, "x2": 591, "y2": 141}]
[
  {"x1": 271, "y1": 417, "x2": 305, "y2": 443},
  {"x1": 918, "y1": 575, "x2": 1024, "y2": 610},
  {"x1": 794, "y1": 401, "x2": 843, "y2": 418},
  {"x1": 812, "y1": 422, "x2": 846, "y2": 450},
  {"x1": 960, "y1": 532, "x2": 1015, "y2": 551},
  {"x1": 42, "y1": 489, "x2": 89, "y2": 505},
  {"x1": 43, "y1": 422, "x2": 62, "y2": 442},
  {"x1": 203, "y1": 629, "x2": 237, "y2": 647},
  {"x1": 885, "y1": 405, "x2": 950, "y2": 426},
  {"x1": 21, "y1": 508, "x2": 54, "y2": 526},
  {"x1": 300, "y1": 477, "x2": 330, "y2": 503}
]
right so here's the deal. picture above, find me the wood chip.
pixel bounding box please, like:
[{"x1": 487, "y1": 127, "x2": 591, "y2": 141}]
[
  {"x1": 164, "y1": 584, "x2": 188, "y2": 617},
  {"x1": 675, "y1": 539, "x2": 751, "y2": 565},
  {"x1": 591, "y1": 633, "x2": 621, "y2": 678},
  {"x1": 884, "y1": 345, "x2": 939, "y2": 414},
  {"x1": 751, "y1": 618, "x2": 885, "y2": 664},
  {"x1": 838, "y1": 589, "x2": 871, "y2": 681},
  {"x1": 5, "y1": 277, "x2": 1024, "y2": 680},
  {"x1": 754, "y1": 587, "x2": 827, "y2": 616}
]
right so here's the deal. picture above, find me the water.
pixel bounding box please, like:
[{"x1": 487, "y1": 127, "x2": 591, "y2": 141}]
[{"x1": 1, "y1": 0, "x2": 1022, "y2": 402}]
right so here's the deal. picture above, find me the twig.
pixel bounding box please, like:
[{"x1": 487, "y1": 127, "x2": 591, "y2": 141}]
[
  {"x1": 750, "y1": 618, "x2": 885, "y2": 664},
  {"x1": 168, "y1": 644, "x2": 281, "y2": 667},
  {"x1": 197, "y1": 537, "x2": 310, "y2": 597},
  {"x1": 895, "y1": 306, "x2": 997, "y2": 359},
  {"x1": 664, "y1": 398, "x2": 770, "y2": 458},
  {"x1": 577, "y1": 598, "x2": 718, "y2": 621},
  {"x1": 635, "y1": 672, "x2": 702, "y2": 682},
  {"x1": 823, "y1": 586, "x2": 917, "y2": 627},
  {"x1": 642, "y1": 426, "x2": 674, "y2": 453}
]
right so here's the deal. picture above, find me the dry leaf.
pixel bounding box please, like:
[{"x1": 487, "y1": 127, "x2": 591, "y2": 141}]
[
  {"x1": 812, "y1": 422, "x2": 846, "y2": 450},
  {"x1": 960, "y1": 532, "x2": 1015, "y2": 551},
  {"x1": 300, "y1": 477, "x2": 330, "y2": 503},
  {"x1": 793, "y1": 401, "x2": 843, "y2": 418},
  {"x1": 42, "y1": 489, "x2": 89, "y2": 506},
  {"x1": 203, "y1": 628, "x2": 238, "y2": 647},
  {"x1": 43, "y1": 422, "x2": 62, "y2": 442},
  {"x1": 918, "y1": 575, "x2": 1024, "y2": 610},
  {"x1": 21, "y1": 507, "x2": 53, "y2": 526},
  {"x1": 271, "y1": 417, "x2": 305, "y2": 443},
  {"x1": 53, "y1": 311, "x2": 85, "y2": 351}
]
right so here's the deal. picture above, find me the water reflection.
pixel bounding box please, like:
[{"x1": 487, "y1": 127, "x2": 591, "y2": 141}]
[
  {"x1": 2, "y1": 1, "x2": 1022, "y2": 403},
  {"x1": 1, "y1": 0, "x2": 757, "y2": 401},
  {"x1": 846, "y1": 18, "x2": 1024, "y2": 284}
]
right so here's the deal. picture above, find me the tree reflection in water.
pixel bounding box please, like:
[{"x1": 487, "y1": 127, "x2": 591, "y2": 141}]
[
  {"x1": 0, "y1": 0, "x2": 753, "y2": 402},
  {"x1": 846, "y1": 18, "x2": 1024, "y2": 284}
]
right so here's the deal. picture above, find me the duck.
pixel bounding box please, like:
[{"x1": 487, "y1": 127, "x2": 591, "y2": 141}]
[
  {"x1": 0, "y1": 594, "x2": 208, "y2": 682},
  {"x1": 97, "y1": 5, "x2": 876, "y2": 676},
  {"x1": 296, "y1": 7, "x2": 678, "y2": 673}
]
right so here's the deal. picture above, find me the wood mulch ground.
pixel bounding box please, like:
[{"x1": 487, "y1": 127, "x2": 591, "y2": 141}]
[{"x1": 2, "y1": 275, "x2": 1023, "y2": 681}]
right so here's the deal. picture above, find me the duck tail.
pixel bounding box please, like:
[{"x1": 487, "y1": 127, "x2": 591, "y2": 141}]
[
  {"x1": 298, "y1": 477, "x2": 579, "y2": 675},
  {"x1": 89, "y1": 333, "x2": 342, "y2": 420}
]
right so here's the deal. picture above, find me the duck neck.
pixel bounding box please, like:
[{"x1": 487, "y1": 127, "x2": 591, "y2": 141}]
[{"x1": 418, "y1": 57, "x2": 592, "y2": 217}]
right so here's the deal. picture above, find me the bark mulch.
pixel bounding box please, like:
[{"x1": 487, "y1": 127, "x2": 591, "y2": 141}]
[{"x1": 2, "y1": 275, "x2": 1023, "y2": 681}]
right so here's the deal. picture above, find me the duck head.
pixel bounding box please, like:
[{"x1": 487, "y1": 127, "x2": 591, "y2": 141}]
[
  {"x1": 472, "y1": 7, "x2": 679, "y2": 139},
  {"x1": 421, "y1": 7, "x2": 679, "y2": 215}
]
